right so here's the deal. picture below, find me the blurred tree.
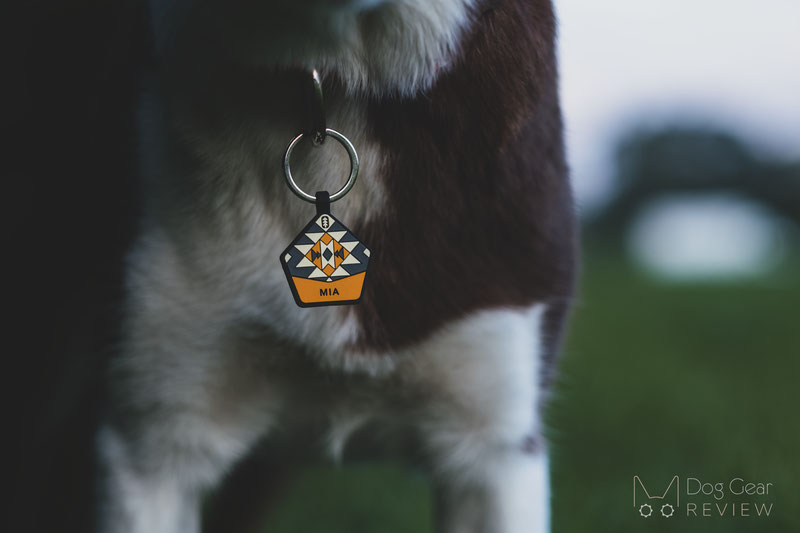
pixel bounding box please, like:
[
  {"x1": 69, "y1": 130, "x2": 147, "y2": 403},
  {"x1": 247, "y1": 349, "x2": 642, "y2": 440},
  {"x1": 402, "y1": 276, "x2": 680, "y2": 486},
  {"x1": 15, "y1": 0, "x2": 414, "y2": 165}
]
[{"x1": 587, "y1": 126, "x2": 800, "y2": 245}]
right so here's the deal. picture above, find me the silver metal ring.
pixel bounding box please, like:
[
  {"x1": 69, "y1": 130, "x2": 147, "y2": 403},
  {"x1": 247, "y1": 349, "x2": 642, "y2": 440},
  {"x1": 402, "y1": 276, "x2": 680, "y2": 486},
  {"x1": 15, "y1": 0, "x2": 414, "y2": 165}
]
[{"x1": 283, "y1": 128, "x2": 359, "y2": 203}]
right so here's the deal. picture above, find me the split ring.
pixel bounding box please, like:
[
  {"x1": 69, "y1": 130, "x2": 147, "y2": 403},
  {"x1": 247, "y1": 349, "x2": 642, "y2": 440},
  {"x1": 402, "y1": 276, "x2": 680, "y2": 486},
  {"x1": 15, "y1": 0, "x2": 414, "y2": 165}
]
[{"x1": 283, "y1": 128, "x2": 359, "y2": 203}]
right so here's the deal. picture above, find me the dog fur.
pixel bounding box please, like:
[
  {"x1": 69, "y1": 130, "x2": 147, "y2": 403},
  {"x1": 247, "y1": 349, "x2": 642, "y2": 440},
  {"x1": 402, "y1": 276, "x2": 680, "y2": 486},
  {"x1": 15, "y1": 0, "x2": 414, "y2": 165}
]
[{"x1": 96, "y1": 0, "x2": 576, "y2": 531}]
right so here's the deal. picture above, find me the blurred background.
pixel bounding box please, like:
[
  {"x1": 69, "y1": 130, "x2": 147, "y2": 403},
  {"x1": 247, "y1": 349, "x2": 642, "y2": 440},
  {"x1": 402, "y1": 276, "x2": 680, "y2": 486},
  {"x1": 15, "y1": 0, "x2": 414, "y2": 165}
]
[
  {"x1": 4, "y1": 1, "x2": 798, "y2": 532},
  {"x1": 551, "y1": 2, "x2": 799, "y2": 531}
]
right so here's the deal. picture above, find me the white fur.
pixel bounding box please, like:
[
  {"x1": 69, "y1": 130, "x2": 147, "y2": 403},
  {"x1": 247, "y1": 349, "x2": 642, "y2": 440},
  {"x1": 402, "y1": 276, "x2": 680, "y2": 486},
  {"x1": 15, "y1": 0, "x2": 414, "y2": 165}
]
[
  {"x1": 327, "y1": 410, "x2": 371, "y2": 462},
  {"x1": 435, "y1": 454, "x2": 550, "y2": 533},
  {"x1": 406, "y1": 306, "x2": 544, "y2": 482},
  {"x1": 97, "y1": 428, "x2": 201, "y2": 532},
  {"x1": 406, "y1": 305, "x2": 550, "y2": 533},
  {"x1": 99, "y1": 304, "x2": 551, "y2": 533},
  {"x1": 492, "y1": 454, "x2": 550, "y2": 533},
  {"x1": 149, "y1": 0, "x2": 477, "y2": 96},
  {"x1": 134, "y1": 93, "x2": 387, "y2": 373}
]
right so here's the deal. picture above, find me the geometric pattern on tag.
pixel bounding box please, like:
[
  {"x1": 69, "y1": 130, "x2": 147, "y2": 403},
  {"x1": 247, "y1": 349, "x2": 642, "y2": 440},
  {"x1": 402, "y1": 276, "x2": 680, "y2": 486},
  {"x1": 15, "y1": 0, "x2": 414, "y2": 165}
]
[{"x1": 283, "y1": 213, "x2": 370, "y2": 283}]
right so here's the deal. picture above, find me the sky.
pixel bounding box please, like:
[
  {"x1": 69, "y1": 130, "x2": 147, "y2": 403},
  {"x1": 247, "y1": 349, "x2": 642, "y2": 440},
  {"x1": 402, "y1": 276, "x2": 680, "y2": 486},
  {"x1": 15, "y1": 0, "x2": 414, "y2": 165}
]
[{"x1": 555, "y1": 0, "x2": 800, "y2": 213}]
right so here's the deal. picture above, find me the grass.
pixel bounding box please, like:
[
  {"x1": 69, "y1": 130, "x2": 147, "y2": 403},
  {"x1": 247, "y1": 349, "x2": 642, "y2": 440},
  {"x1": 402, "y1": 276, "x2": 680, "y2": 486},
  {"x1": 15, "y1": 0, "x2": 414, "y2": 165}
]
[
  {"x1": 265, "y1": 252, "x2": 800, "y2": 532},
  {"x1": 549, "y1": 252, "x2": 800, "y2": 532}
]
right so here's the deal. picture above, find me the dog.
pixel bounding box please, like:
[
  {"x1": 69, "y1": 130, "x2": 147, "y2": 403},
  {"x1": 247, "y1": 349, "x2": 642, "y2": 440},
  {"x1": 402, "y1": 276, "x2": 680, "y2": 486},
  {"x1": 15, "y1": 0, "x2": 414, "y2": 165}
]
[{"x1": 96, "y1": 0, "x2": 576, "y2": 531}]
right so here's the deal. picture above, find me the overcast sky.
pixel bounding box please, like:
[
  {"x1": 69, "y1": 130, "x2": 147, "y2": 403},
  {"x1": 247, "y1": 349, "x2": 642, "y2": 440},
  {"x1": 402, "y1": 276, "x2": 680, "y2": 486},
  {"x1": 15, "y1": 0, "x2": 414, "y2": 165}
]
[{"x1": 555, "y1": 0, "x2": 800, "y2": 212}]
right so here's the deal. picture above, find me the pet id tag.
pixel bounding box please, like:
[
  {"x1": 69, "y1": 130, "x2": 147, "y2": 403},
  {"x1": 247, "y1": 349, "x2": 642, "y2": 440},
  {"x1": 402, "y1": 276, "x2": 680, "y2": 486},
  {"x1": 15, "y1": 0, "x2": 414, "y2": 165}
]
[{"x1": 280, "y1": 128, "x2": 371, "y2": 307}]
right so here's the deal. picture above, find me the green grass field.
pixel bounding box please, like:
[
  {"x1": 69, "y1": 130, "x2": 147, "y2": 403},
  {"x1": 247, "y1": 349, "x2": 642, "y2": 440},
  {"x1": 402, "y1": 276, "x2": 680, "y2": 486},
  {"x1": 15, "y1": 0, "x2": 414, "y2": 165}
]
[{"x1": 266, "y1": 253, "x2": 800, "y2": 532}]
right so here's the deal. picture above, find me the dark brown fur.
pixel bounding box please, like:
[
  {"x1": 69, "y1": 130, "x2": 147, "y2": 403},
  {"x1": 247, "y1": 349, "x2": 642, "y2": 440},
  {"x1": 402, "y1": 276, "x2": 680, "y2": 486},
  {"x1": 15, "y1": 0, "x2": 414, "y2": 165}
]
[{"x1": 356, "y1": 0, "x2": 577, "y2": 360}]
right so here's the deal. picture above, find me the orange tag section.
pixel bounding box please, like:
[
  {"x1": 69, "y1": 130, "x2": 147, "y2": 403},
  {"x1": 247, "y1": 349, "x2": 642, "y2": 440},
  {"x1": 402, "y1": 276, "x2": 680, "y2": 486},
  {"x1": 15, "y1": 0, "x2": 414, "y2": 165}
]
[
  {"x1": 291, "y1": 272, "x2": 366, "y2": 305},
  {"x1": 281, "y1": 210, "x2": 370, "y2": 307}
]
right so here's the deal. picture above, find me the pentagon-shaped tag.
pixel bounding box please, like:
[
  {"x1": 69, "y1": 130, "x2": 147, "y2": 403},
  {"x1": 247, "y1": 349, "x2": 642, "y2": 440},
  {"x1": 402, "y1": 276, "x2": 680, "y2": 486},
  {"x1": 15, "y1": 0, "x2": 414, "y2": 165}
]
[{"x1": 280, "y1": 206, "x2": 370, "y2": 307}]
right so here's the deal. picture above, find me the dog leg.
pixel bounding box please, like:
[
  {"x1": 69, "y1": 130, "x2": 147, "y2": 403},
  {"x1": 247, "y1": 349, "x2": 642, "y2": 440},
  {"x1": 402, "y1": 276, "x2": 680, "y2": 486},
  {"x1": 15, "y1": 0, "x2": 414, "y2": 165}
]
[
  {"x1": 95, "y1": 238, "x2": 281, "y2": 533},
  {"x1": 433, "y1": 451, "x2": 550, "y2": 533},
  {"x1": 96, "y1": 350, "x2": 279, "y2": 533},
  {"x1": 407, "y1": 305, "x2": 551, "y2": 533}
]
